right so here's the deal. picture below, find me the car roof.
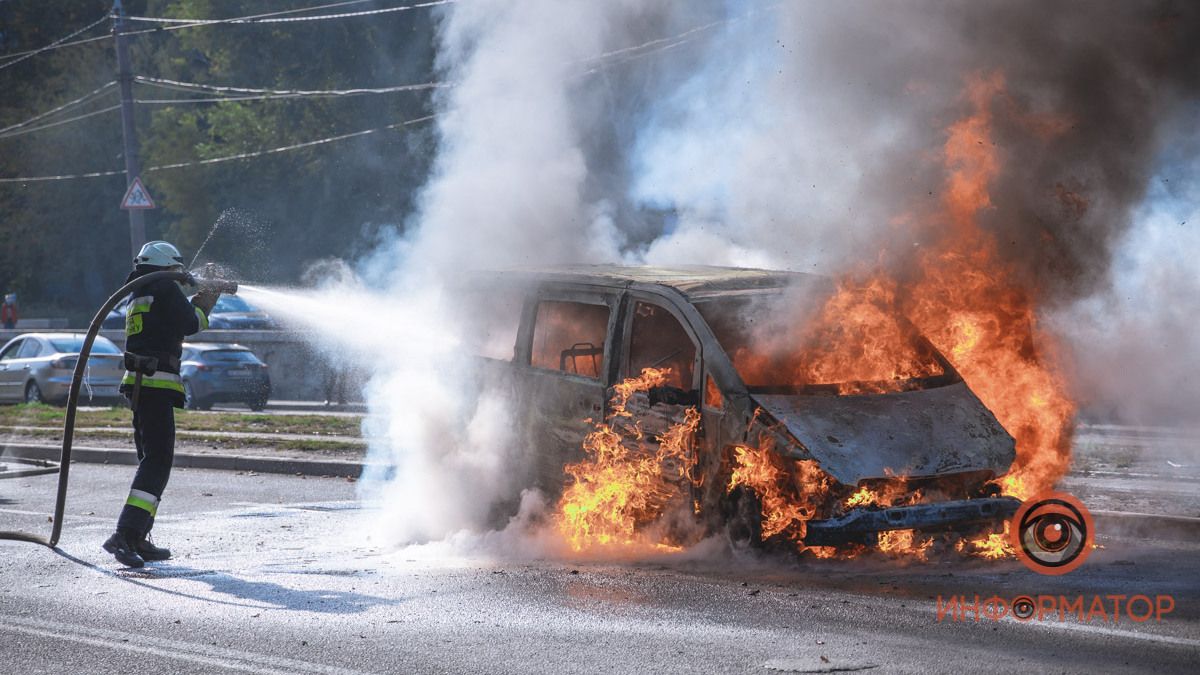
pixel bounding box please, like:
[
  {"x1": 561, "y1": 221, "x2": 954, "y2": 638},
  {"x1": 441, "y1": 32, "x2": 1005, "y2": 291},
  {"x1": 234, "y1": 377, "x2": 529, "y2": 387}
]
[
  {"x1": 1, "y1": 333, "x2": 118, "y2": 353},
  {"x1": 12, "y1": 333, "x2": 90, "y2": 341},
  {"x1": 473, "y1": 265, "x2": 829, "y2": 299}
]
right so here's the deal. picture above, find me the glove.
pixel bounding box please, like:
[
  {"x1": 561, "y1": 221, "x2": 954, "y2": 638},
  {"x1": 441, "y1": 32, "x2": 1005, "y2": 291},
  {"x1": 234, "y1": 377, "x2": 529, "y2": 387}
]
[
  {"x1": 192, "y1": 289, "x2": 220, "y2": 316},
  {"x1": 176, "y1": 272, "x2": 199, "y2": 297}
]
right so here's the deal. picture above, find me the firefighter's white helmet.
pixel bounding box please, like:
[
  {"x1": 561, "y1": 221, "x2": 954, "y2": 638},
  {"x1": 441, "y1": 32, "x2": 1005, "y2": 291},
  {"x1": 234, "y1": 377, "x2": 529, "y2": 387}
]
[{"x1": 135, "y1": 241, "x2": 185, "y2": 269}]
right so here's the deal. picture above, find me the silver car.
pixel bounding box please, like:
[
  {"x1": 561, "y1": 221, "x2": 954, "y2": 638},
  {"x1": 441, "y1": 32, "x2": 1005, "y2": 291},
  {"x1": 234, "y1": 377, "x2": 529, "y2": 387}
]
[{"x1": 0, "y1": 333, "x2": 125, "y2": 405}]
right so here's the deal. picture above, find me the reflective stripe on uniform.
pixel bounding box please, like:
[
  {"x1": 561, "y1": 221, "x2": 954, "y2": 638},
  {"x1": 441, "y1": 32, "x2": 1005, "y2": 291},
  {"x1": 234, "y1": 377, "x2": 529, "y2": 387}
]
[
  {"x1": 125, "y1": 489, "x2": 159, "y2": 516},
  {"x1": 128, "y1": 295, "x2": 155, "y2": 314},
  {"x1": 121, "y1": 370, "x2": 184, "y2": 394},
  {"x1": 195, "y1": 306, "x2": 208, "y2": 331},
  {"x1": 127, "y1": 295, "x2": 155, "y2": 336}
]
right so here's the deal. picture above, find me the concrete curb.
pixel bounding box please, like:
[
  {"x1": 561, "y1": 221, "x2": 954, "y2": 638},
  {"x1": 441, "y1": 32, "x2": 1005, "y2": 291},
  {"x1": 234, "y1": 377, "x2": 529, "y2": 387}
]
[{"x1": 2, "y1": 443, "x2": 364, "y2": 479}]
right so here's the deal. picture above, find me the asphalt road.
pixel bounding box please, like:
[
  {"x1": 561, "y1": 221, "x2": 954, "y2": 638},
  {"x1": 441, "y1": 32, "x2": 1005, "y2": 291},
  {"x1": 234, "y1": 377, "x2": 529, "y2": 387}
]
[{"x1": 0, "y1": 465, "x2": 1196, "y2": 674}]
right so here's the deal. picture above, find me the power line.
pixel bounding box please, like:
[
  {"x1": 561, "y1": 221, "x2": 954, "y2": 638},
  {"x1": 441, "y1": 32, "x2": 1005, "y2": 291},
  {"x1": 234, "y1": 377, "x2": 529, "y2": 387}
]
[
  {"x1": 0, "y1": 104, "x2": 120, "y2": 140},
  {"x1": 123, "y1": 0, "x2": 451, "y2": 26},
  {"x1": 122, "y1": 0, "x2": 376, "y2": 25},
  {"x1": 135, "y1": 75, "x2": 448, "y2": 98},
  {"x1": 137, "y1": 94, "x2": 339, "y2": 104},
  {"x1": 0, "y1": 14, "x2": 109, "y2": 70},
  {"x1": 0, "y1": 0, "x2": 451, "y2": 65},
  {"x1": 150, "y1": 114, "x2": 435, "y2": 171},
  {"x1": 0, "y1": 167, "x2": 125, "y2": 183},
  {"x1": 0, "y1": 113, "x2": 436, "y2": 183},
  {"x1": 0, "y1": 81, "x2": 116, "y2": 135}
]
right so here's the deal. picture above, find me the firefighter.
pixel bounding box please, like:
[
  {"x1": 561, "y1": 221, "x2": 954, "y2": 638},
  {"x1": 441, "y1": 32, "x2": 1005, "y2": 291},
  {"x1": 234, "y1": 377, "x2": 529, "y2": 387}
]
[{"x1": 102, "y1": 241, "x2": 220, "y2": 567}]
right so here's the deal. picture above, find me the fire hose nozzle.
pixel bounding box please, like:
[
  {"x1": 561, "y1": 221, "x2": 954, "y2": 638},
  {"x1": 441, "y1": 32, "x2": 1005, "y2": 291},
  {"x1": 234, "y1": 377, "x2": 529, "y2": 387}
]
[
  {"x1": 193, "y1": 263, "x2": 238, "y2": 294},
  {"x1": 197, "y1": 279, "x2": 238, "y2": 295}
]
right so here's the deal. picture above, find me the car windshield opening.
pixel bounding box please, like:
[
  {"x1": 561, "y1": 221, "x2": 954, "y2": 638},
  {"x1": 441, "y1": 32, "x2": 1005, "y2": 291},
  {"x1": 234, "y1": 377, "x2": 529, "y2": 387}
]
[
  {"x1": 203, "y1": 350, "x2": 259, "y2": 363},
  {"x1": 50, "y1": 336, "x2": 120, "y2": 354},
  {"x1": 695, "y1": 285, "x2": 954, "y2": 395},
  {"x1": 212, "y1": 296, "x2": 252, "y2": 313}
]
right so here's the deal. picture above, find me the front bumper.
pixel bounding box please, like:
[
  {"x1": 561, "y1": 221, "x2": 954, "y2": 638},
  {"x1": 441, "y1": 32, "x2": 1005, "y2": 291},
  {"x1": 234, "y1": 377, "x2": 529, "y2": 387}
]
[{"x1": 803, "y1": 497, "x2": 1020, "y2": 547}]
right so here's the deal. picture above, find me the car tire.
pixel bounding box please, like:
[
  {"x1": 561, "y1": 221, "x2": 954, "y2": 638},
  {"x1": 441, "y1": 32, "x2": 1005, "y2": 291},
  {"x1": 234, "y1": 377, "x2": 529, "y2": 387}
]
[
  {"x1": 183, "y1": 381, "x2": 203, "y2": 411},
  {"x1": 723, "y1": 486, "x2": 764, "y2": 549},
  {"x1": 24, "y1": 381, "x2": 46, "y2": 405},
  {"x1": 247, "y1": 398, "x2": 268, "y2": 412}
]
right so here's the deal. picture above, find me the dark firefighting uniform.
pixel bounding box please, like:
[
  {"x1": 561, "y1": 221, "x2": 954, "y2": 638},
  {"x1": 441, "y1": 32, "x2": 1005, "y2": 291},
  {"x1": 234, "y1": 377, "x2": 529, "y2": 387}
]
[{"x1": 115, "y1": 266, "x2": 209, "y2": 537}]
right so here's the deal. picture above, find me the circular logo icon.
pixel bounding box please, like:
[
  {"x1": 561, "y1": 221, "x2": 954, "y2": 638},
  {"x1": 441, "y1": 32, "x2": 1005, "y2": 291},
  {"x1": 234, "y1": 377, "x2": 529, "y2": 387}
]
[
  {"x1": 1011, "y1": 595, "x2": 1036, "y2": 620},
  {"x1": 1010, "y1": 491, "x2": 1094, "y2": 575}
]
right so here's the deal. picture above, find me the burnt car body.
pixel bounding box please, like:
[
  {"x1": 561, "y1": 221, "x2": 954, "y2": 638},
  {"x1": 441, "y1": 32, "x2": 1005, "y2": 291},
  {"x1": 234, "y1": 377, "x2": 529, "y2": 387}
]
[{"x1": 473, "y1": 265, "x2": 1018, "y2": 546}]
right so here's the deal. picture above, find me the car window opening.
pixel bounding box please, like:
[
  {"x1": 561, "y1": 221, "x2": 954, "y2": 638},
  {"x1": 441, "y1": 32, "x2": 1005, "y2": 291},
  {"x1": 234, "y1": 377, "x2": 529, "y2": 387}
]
[
  {"x1": 212, "y1": 296, "x2": 252, "y2": 313},
  {"x1": 50, "y1": 336, "x2": 120, "y2": 355},
  {"x1": 531, "y1": 300, "x2": 609, "y2": 379},
  {"x1": 464, "y1": 287, "x2": 525, "y2": 362},
  {"x1": 204, "y1": 350, "x2": 260, "y2": 364},
  {"x1": 704, "y1": 374, "x2": 724, "y2": 410},
  {"x1": 696, "y1": 294, "x2": 955, "y2": 395},
  {"x1": 0, "y1": 341, "x2": 21, "y2": 360},
  {"x1": 629, "y1": 302, "x2": 696, "y2": 390},
  {"x1": 17, "y1": 340, "x2": 43, "y2": 359}
]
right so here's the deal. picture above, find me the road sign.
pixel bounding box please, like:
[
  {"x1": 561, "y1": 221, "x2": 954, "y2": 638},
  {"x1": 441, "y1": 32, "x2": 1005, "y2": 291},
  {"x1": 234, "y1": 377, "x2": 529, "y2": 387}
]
[{"x1": 120, "y1": 176, "x2": 155, "y2": 210}]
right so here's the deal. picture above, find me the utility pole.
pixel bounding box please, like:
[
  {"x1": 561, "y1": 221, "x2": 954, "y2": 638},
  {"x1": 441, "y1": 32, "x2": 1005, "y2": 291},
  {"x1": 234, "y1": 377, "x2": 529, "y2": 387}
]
[{"x1": 113, "y1": 0, "x2": 145, "y2": 259}]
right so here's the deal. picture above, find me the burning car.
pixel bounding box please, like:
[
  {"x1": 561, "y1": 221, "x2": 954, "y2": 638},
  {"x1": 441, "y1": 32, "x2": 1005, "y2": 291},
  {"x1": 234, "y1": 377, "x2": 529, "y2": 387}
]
[{"x1": 475, "y1": 265, "x2": 1021, "y2": 554}]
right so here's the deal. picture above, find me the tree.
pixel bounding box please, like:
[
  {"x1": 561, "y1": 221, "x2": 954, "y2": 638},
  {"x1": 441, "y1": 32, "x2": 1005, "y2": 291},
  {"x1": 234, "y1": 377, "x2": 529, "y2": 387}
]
[{"x1": 0, "y1": 0, "x2": 439, "y2": 322}]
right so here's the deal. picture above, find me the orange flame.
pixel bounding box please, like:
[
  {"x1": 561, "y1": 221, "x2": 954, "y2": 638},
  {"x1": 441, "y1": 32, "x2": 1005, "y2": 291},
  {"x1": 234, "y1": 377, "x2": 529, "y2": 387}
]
[
  {"x1": 908, "y1": 71, "x2": 1076, "y2": 499},
  {"x1": 556, "y1": 368, "x2": 701, "y2": 552},
  {"x1": 877, "y1": 529, "x2": 934, "y2": 561},
  {"x1": 966, "y1": 522, "x2": 1014, "y2": 559},
  {"x1": 749, "y1": 71, "x2": 1073, "y2": 500},
  {"x1": 717, "y1": 71, "x2": 1074, "y2": 560},
  {"x1": 726, "y1": 435, "x2": 836, "y2": 556}
]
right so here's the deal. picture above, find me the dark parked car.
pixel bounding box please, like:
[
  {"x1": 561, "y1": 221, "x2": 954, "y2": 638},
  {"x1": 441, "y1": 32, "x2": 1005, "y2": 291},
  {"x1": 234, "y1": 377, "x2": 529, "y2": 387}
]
[
  {"x1": 0, "y1": 333, "x2": 124, "y2": 405},
  {"x1": 103, "y1": 294, "x2": 275, "y2": 330},
  {"x1": 470, "y1": 265, "x2": 1017, "y2": 548},
  {"x1": 180, "y1": 343, "x2": 271, "y2": 411}
]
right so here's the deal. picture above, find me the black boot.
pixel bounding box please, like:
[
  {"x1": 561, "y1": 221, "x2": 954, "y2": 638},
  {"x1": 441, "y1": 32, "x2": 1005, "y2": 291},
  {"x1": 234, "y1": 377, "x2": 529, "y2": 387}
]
[
  {"x1": 136, "y1": 534, "x2": 172, "y2": 561},
  {"x1": 102, "y1": 529, "x2": 144, "y2": 568}
]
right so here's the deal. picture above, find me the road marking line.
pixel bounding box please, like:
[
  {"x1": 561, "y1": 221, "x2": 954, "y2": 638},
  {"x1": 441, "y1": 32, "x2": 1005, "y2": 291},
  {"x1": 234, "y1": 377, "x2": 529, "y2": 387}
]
[
  {"x1": 0, "y1": 507, "x2": 108, "y2": 519},
  {"x1": 0, "y1": 614, "x2": 370, "y2": 674},
  {"x1": 1003, "y1": 616, "x2": 1200, "y2": 648}
]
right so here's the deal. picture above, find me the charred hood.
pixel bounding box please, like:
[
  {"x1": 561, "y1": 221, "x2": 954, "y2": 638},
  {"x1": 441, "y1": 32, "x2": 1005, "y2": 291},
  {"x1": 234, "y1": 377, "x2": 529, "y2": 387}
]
[{"x1": 753, "y1": 381, "x2": 1016, "y2": 486}]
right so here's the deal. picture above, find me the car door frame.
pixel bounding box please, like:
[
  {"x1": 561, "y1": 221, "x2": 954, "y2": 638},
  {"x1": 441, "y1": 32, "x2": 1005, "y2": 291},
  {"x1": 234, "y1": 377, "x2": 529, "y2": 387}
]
[
  {"x1": 512, "y1": 282, "x2": 623, "y2": 494},
  {"x1": 618, "y1": 284, "x2": 759, "y2": 520},
  {"x1": 0, "y1": 337, "x2": 26, "y2": 401},
  {"x1": 613, "y1": 289, "x2": 707, "y2": 508}
]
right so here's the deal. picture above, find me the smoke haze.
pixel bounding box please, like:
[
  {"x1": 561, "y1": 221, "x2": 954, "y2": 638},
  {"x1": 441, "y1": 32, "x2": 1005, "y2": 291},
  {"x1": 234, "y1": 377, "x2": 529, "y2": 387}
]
[{"x1": 255, "y1": 0, "x2": 1200, "y2": 546}]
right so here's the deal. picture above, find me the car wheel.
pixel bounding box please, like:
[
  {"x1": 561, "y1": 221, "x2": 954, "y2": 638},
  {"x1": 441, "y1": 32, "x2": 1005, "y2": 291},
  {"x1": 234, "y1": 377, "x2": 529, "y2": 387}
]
[
  {"x1": 723, "y1": 486, "x2": 763, "y2": 549},
  {"x1": 247, "y1": 398, "x2": 268, "y2": 412},
  {"x1": 24, "y1": 381, "x2": 46, "y2": 405},
  {"x1": 183, "y1": 381, "x2": 200, "y2": 411}
]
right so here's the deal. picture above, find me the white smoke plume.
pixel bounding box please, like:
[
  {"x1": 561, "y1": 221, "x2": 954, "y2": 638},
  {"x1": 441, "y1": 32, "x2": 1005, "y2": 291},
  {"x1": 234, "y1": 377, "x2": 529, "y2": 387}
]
[{"x1": 252, "y1": 0, "x2": 1199, "y2": 548}]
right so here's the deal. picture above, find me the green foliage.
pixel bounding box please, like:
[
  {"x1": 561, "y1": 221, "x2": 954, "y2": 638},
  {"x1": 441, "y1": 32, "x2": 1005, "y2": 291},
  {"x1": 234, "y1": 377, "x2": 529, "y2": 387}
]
[
  {"x1": 0, "y1": 0, "x2": 437, "y2": 321},
  {"x1": 0, "y1": 402, "x2": 363, "y2": 436}
]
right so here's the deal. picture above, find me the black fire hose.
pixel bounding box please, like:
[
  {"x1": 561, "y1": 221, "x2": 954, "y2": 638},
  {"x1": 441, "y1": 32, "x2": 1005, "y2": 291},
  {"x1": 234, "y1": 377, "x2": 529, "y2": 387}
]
[{"x1": 0, "y1": 270, "x2": 196, "y2": 548}]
